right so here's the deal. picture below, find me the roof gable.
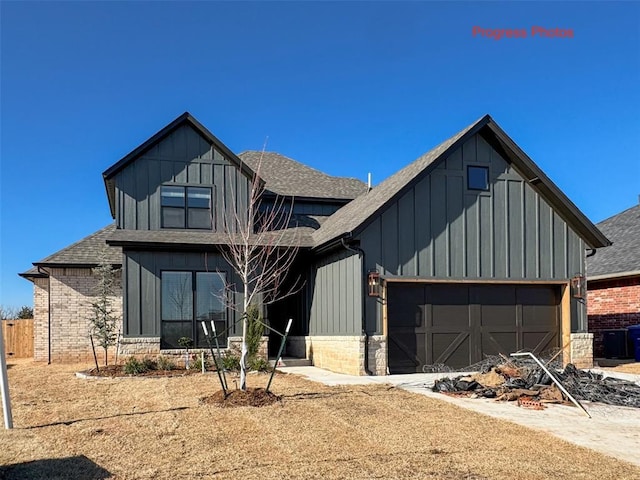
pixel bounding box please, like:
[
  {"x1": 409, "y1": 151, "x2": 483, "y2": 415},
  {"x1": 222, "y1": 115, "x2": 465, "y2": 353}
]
[
  {"x1": 313, "y1": 115, "x2": 489, "y2": 247},
  {"x1": 313, "y1": 115, "x2": 610, "y2": 250},
  {"x1": 102, "y1": 112, "x2": 258, "y2": 218}
]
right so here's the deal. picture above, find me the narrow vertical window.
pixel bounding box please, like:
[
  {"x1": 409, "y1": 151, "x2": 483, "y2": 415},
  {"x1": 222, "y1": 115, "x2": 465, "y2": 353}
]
[
  {"x1": 195, "y1": 272, "x2": 227, "y2": 346},
  {"x1": 161, "y1": 271, "x2": 193, "y2": 348},
  {"x1": 187, "y1": 187, "x2": 212, "y2": 229},
  {"x1": 161, "y1": 186, "x2": 186, "y2": 228}
]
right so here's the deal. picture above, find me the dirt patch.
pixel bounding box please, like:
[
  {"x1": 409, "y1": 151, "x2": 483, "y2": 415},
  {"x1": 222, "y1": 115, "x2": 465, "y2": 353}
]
[
  {"x1": 202, "y1": 387, "x2": 282, "y2": 407},
  {"x1": 470, "y1": 369, "x2": 505, "y2": 388}
]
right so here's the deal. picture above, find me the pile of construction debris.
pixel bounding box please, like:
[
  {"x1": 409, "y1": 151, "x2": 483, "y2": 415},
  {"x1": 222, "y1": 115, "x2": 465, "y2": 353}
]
[{"x1": 431, "y1": 354, "x2": 640, "y2": 411}]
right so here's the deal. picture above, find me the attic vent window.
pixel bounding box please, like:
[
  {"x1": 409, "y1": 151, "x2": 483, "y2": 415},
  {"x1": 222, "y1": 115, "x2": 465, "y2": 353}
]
[
  {"x1": 467, "y1": 166, "x2": 489, "y2": 191},
  {"x1": 161, "y1": 185, "x2": 212, "y2": 229}
]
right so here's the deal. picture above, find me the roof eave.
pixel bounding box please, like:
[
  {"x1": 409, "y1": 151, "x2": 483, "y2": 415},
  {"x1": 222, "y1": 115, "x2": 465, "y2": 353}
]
[
  {"x1": 18, "y1": 272, "x2": 48, "y2": 280},
  {"x1": 587, "y1": 270, "x2": 640, "y2": 282},
  {"x1": 106, "y1": 238, "x2": 315, "y2": 250},
  {"x1": 32, "y1": 262, "x2": 122, "y2": 269}
]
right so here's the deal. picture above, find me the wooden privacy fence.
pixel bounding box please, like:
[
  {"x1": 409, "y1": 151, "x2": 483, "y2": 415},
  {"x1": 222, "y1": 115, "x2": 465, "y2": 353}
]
[{"x1": 2, "y1": 319, "x2": 34, "y2": 358}]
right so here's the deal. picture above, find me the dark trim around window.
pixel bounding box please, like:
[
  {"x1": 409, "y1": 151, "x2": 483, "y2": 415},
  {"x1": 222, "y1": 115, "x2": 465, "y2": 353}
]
[
  {"x1": 160, "y1": 270, "x2": 228, "y2": 349},
  {"x1": 467, "y1": 165, "x2": 490, "y2": 191},
  {"x1": 160, "y1": 185, "x2": 213, "y2": 230}
]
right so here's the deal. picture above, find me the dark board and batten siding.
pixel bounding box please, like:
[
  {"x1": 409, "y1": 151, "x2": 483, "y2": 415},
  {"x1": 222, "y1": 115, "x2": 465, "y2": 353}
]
[
  {"x1": 124, "y1": 251, "x2": 244, "y2": 337},
  {"x1": 358, "y1": 133, "x2": 586, "y2": 333},
  {"x1": 309, "y1": 250, "x2": 362, "y2": 335},
  {"x1": 115, "y1": 124, "x2": 250, "y2": 231}
]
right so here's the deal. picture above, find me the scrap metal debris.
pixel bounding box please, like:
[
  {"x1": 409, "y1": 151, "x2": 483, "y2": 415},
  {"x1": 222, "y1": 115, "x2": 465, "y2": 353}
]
[{"x1": 431, "y1": 354, "x2": 640, "y2": 411}]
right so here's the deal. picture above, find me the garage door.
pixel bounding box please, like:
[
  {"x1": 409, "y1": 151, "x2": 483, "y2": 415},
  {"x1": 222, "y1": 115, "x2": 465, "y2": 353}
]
[{"x1": 387, "y1": 283, "x2": 561, "y2": 373}]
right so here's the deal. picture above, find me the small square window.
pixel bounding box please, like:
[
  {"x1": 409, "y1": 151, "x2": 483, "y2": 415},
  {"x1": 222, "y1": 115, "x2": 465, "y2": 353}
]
[{"x1": 467, "y1": 166, "x2": 489, "y2": 191}]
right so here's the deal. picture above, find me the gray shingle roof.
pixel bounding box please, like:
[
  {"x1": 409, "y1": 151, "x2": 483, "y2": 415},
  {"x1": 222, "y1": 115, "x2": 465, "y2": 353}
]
[
  {"x1": 34, "y1": 224, "x2": 122, "y2": 266},
  {"x1": 313, "y1": 116, "x2": 484, "y2": 247},
  {"x1": 106, "y1": 225, "x2": 316, "y2": 248},
  {"x1": 238, "y1": 151, "x2": 367, "y2": 200},
  {"x1": 587, "y1": 204, "x2": 640, "y2": 278},
  {"x1": 20, "y1": 215, "x2": 327, "y2": 276},
  {"x1": 20, "y1": 224, "x2": 122, "y2": 278}
]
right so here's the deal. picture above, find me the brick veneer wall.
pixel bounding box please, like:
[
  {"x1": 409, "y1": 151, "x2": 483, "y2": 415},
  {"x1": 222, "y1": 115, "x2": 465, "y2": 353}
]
[
  {"x1": 287, "y1": 335, "x2": 385, "y2": 376},
  {"x1": 587, "y1": 277, "x2": 640, "y2": 357},
  {"x1": 34, "y1": 267, "x2": 123, "y2": 363},
  {"x1": 33, "y1": 277, "x2": 50, "y2": 362},
  {"x1": 34, "y1": 269, "x2": 269, "y2": 365}
]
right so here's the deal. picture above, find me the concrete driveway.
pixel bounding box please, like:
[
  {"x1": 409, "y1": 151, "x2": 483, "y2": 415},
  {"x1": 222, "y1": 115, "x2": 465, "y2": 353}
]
[{"x1": 279, "y1": 366, "x2": 640, "y2": 467}]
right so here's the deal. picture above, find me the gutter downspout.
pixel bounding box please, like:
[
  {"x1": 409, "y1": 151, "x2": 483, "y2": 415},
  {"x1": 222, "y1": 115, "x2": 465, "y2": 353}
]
[
  {"x1": 37, "y1": 266, "x2": 52, "y2": 364},
  {"x1": 341, "y1": 236, "x2": 373, "y2": 376},
  {"x1": 582, "y1": 248, "x2": 597, "y2": 333}
]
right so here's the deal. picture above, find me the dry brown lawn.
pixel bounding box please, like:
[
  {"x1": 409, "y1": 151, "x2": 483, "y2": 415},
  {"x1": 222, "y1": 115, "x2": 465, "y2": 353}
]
[{"x1": 1, "y1": 359, "x2": 639, "y2": 480}]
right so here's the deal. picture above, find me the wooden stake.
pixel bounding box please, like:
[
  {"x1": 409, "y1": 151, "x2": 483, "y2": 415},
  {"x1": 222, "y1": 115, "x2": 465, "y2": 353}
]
[{"x1": 0, "y1": 321, "x2": 13, "y2": 428}]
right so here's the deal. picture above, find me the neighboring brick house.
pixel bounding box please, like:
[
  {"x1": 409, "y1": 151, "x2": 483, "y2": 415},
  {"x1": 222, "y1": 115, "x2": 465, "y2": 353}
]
[
  {"x1": 587, "y1": 204, "x2": 640, "y2": 358},
  {"x1": 21, "y1": 112, "x2": 610, "y2": 373}
]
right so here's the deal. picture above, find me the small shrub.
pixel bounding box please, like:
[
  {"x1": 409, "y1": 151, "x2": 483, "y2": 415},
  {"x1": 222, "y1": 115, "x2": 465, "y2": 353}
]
[
  {"x1": 17, "y1": 306, "x2": 33, "y2": 319},
  {"x1": 141, "y1": 357, "x2": 157, "y2": 371},
  {"x1": 157, "y1": 355, "x2": 176, "y2": 371},
  {"x1": 222, "y1": 353, "x2": 240, "y2": 371},
  {"x1": 246, "y1": 304, "x2": 265, "y2": 359},
  {"x1": 123, "y1": 356, "x2": 157, "y2": 374},
  {"x1": 249, "y1": 356, "x2": 270, "y2": 372},
  {"x1": 190, "y1": 354, "x2": 211, "y2": 371},
  {"x1": 123, "y1": 357, "x2": 147, "y2": 375}
]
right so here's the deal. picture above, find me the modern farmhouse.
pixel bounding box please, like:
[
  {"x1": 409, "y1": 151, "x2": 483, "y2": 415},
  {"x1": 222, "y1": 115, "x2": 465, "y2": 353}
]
[{"x1": 20, "y1": 113, "x2": 610, "y2": 374}]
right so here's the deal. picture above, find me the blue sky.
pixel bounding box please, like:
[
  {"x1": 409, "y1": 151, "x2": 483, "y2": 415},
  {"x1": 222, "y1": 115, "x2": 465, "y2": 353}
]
[{"x1": 1, "y1": 1, "x2": 639, "y2": 309}]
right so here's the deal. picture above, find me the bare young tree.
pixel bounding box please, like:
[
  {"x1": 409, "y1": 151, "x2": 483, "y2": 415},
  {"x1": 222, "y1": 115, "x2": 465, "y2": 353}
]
[
  {"x1": 0, "y1": 306, "x2": 18, "y2": 321},
  {"x1": 219, "y1": 150, "x2": 302, "y2": 391}
]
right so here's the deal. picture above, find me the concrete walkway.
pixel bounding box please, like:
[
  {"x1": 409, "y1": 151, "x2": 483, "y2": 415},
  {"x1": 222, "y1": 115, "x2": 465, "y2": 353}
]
[{"x1": 279, "y1": 366, "x2": 640, "y2": 467}]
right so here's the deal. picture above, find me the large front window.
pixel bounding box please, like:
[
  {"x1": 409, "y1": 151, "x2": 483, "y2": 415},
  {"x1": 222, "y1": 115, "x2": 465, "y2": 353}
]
[
  {"x1": 161, "y1": 271, "x2": 227, "y2": 348},
  {"x1": 161, "y1": 186, "x2": 212, "y2": 229}
]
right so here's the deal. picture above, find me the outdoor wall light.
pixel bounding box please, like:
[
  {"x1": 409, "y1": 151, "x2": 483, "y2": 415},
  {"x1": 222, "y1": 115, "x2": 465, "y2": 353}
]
[
  {"x1": 571, "y1": 274, "x2": 586, "y2": 299},
  {"x1": 368, "y1": 270, "x2": 381, "y2": 297}
]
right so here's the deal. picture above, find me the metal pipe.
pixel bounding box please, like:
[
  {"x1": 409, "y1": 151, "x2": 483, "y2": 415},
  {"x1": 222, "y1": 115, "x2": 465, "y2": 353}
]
[
  {"x1": 511, "y1": 352, "x2": 591, "y2": 418},
  {"x1": 0, "y1": 315, "x2": 14, "y2": 428},
  {"x1": 201, "y1": 321, "x2": 227, "y2": 396},
  {"x1": 266, "y1": 318, "x2": 292, "y2": 393},
  {"x1": 210, "y1": 320, "x2": 228, "y2": 392}
]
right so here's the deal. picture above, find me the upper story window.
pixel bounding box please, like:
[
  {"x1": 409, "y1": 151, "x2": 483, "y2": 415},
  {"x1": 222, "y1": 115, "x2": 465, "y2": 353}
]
[
  {"x1": 161, "y1": 186, "x2": 212, "y2": 229},
  {"x1": 467, "y1": 166, "x2": 489, "y2": 191}
]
